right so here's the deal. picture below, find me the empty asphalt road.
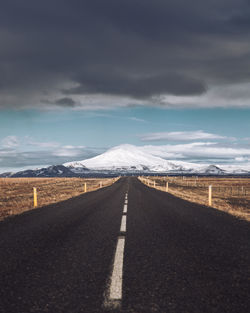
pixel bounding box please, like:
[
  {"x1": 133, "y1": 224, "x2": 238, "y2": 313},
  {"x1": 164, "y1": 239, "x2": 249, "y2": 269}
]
[{"x1": 0, "y1": 177, "x2": 249, "y2": 313}]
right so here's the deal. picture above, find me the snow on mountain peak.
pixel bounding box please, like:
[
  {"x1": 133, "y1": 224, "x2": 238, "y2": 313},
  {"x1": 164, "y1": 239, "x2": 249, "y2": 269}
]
[
  {"x1": 63, "y1": 144, "x2": 250, "y2": 174},
  {"x1": 64, "y1": 144, "x2": 183, "y2": 171}
]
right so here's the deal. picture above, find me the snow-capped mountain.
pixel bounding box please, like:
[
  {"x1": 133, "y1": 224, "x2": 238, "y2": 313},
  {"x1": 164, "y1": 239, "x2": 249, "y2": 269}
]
[
  {"x1": 64, "y1": 144, "x2": 202, "y2": 173},
  {"x1": 64, "y1": 144, "x2": 250, "y2": 175},
  {"x1": 1, "y1": 144, "x2": 250, "y2": 177},
  {"x1": 202, "y1": 164, "x2": 226, "y2": 175}
]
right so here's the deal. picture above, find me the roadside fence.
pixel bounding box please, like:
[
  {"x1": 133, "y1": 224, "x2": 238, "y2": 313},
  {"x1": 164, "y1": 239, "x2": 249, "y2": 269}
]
[
  {"x1": 0, "y1": 177, "x2": 120, "y2": 220},
  {"x1": 138, "y1": 176, "x2": 250, "y2": 220}
]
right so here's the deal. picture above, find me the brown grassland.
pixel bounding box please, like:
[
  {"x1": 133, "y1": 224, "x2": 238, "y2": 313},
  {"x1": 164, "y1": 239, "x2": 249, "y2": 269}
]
[
  {"x1": 0, "y1": 177, "x2": 118, "y2": 220},
  {"x1": 139, "y1": 176, "x2": 250, "y2": 222}
]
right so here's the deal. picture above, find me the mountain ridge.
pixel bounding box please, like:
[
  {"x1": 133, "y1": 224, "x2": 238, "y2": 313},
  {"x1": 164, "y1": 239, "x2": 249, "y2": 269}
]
[{"x1": 1, "y1": 144, "x2": 250, "y2": 177}]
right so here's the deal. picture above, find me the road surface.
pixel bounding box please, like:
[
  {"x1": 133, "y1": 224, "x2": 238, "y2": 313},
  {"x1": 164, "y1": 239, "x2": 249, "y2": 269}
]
[{"x1": 0, "y1": 177, "x2": 249, "y2": 313}]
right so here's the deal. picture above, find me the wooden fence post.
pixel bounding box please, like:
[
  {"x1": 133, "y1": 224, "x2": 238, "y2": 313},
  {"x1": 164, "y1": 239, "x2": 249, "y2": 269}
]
[{"x1": 33, "y1": 187, "x2": 38, "y2": 208}]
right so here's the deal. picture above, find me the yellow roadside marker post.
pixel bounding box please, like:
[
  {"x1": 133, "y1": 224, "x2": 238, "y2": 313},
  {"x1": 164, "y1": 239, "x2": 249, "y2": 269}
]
[
  {"x1": 209, "y1": 185, "x2": 212, "y2": 206},
  {"x1": 33, "y1": 187, "x2": 38, "y2": 208},
  {"x1": 166, "y1": 181, "x2": 169, "y2": 192},
  {"x1": 84, "y1": 182, "x2": 87, "y2": 193}
]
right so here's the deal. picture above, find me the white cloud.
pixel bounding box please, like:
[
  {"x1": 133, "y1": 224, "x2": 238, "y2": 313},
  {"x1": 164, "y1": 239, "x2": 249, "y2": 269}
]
[
  {"x1": 0, "y1": 149, "x2": 17, "y2": 156},
  {"x1": 1, "y1": 136, "x2": 19, "y2": 148},
  {"x1": 128, "y1": 117, "x2": 146, "y2": 122},
  {"x1": 0, "y1": 145, "x2": 101, "y2": 173},
  {"x1": 62, "y1": 145, "x2": 85, "y2": 149},
  {"x1": 53, "y1": 145, "x2": 87, "y2": 157},
  {"x1": 0, "y1": 135, "x2": 102, "y2": 173},
  {"x1": 140, "y1": 130, "x2": 226, "y2": 141},
  {"x1": 140, "y1": 142, "x2": 250, "y2": 162},
  {"x1": 26, "y1": 138, "x2": 60, "y2": 148},
  {"x1": 52, "y1": 147, "x2": 84, "y2": 157},
  {"x1": 235, "y1": 156, "x2": 250, "y2": 162}
]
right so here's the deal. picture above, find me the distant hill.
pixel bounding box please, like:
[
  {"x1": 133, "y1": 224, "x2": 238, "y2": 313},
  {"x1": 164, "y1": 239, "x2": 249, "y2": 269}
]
[{"x1": 0, "y1": 165, "x2": 75, "y2": 178}]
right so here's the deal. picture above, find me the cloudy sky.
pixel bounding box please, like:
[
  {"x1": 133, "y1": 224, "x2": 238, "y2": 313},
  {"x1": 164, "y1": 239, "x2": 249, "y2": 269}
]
[{"x1": 0, "y1": 0, "x2": 250, "y2": 172}]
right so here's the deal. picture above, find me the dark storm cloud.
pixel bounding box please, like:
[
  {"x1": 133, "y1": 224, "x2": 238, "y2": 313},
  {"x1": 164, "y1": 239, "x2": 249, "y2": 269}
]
[
  {"x1": 54, "y1": 97, "x2": 76, "y2": 107},
  {"x1": 0, "y1": 0, "x2": 250, "y2": 108},
  {"x1": 64, "y1": 72, "x2": 206, "y2": 98}
]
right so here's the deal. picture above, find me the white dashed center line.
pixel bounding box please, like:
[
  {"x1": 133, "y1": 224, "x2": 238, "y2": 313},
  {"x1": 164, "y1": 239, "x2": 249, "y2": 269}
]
[
  {"x1": 104, "y1": 193, "x2": 128, "y2": 308},
  {"x1": 109, "y1": 236, "x2": 125, "y2": 301},
  {"x1": 120, "y1": 215, "x2": 127, "y2": 232},
  {"x1": 104, "y1": 192, "x2": 129, "y2": 308}
]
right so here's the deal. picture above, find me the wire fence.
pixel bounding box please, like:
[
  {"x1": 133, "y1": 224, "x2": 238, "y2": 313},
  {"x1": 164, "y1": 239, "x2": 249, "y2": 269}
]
[
  {"x1": 139, "y1": 176, "x2": 250, "y2": 221},
  {"x1": 0, "y1": 177, "x2": 119, "y2": 220}
]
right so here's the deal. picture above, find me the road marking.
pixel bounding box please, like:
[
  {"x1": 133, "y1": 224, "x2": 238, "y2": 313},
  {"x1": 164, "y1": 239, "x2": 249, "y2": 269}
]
[
  {"x1": 120, "y1": 215, "x2": 127, "y2": 232},
  {"x1": 124, "y1": 199, "x2": 128, "y2": 204},
  {"x1": 109, "y1": 236, "x2": 125, "y2": 301},
  {"x1": 104, "y1": 193, "x2": 128, "y2": 309}
]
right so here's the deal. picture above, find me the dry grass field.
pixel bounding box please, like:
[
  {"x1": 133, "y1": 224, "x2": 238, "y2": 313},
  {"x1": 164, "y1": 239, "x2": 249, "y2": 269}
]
[
  {"x1": 139, "y1": 176, "x2": 250, "y2": 221},
  {"x1": 0, "y1": 177, "x2": 118, "y2": 220}
]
